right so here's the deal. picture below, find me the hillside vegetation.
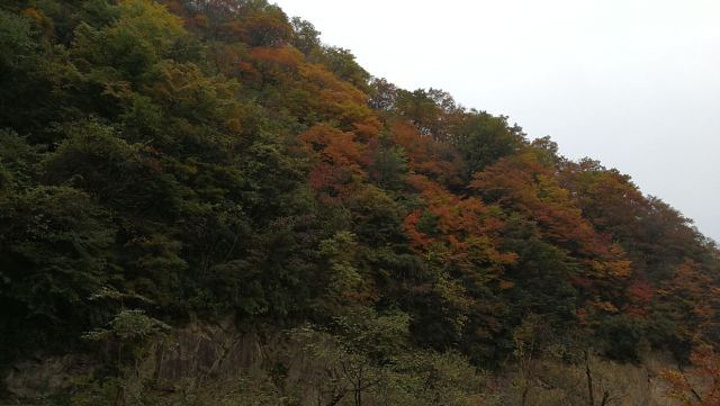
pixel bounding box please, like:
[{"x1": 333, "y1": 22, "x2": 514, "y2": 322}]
[{"x1": 1, "y1": 1, "x2": 719, "y2": 404}]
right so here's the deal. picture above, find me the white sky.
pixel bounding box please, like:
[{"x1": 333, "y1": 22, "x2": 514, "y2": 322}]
[{"x1": 276, "y1": 0, "x2": 720, "y2": 242}]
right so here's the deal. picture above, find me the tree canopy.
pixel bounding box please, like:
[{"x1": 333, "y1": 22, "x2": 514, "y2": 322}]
[{"x1": 0, "y1": 1, "x2": 718, "y2": 404}]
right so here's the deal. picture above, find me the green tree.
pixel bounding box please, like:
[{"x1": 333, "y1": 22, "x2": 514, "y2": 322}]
[{"x1": 0, "y1": 186, "x2": 117, "y2": 357}]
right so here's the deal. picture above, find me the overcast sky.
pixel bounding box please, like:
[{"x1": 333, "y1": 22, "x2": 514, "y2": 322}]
[{"x1": 276, "y1": 0, "x2": 720, "y2": 242}]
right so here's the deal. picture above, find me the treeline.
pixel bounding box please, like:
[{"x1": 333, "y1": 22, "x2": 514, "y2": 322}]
[{"x1": 1, "y1": 0, "x2": 719, "y2": 404}]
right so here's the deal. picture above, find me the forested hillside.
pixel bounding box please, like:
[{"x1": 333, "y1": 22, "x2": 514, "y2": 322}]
[{"x1": 1, "y1": 1, "x2": 719, "y2": 404}]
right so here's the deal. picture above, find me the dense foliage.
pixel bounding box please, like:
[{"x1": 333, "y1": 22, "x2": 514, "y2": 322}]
[{"x1": 1, "y1": 0, "x2": 719, "y2": 404}]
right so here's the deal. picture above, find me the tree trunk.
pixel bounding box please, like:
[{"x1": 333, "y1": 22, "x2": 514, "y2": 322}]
[{"x1": 585, "y1": 350, "x2": 595, "y2": 406}]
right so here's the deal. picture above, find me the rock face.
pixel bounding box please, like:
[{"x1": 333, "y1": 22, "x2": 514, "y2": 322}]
[
  {"x1": 3, "y1": 320, "x2": 314, "y2": 401},
  {"x1": 153, "y1": 319, "x2": 291, "y2": 381},
  {"x1": 2, "y1": 321, "x2": 685, "y2": 405},
  {"x1": 5, "y1": 354, "x2": 95, "y2": 399}
]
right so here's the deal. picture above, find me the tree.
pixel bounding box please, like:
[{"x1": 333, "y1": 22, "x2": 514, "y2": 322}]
[
  {"x1": 0, "y1": 186, "x2": 117, "y2": 356},
  {"x1": 457, "y1": 112, "x2": 526, "y2": 178},
  {"x1": 290, "y1": 16, "x2": 321, "y2": 55},
  {"x1": 71, "y1": 0, "x2": 185, "y2": 81},
  {"x1": 662, "y1": 344, "x2": 720, "y2": 406},
  {"x1": 41, "y1": 120, "x2": 182, "y2": 217}
]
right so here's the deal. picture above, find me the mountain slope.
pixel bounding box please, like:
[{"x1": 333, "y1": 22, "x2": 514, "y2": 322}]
[{"x1": 1, "y1": 0, "x2": 718, "y2": 404}]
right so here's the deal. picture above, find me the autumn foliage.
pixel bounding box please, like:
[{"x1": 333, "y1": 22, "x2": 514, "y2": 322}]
[{"x1": 0, "y1": 0, "x2": 719, "y2": 403}]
